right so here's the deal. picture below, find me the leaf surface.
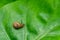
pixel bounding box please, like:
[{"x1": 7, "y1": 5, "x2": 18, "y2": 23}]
[{"x1": 0, "y1": 0, "x2": 60, "y2": 40}]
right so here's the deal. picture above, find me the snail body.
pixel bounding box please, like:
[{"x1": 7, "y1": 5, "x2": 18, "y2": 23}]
[{"x1": 13, "y1": 22, "x2": 24, "y2": 29}]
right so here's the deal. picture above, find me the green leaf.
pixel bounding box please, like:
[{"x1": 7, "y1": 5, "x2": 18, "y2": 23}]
[
  {"x1": 0, "y1": 0, "x2": 16, "y2": 8},
  {"x1": 0, "y1": 0, "x2": 60, "y2": 40}
]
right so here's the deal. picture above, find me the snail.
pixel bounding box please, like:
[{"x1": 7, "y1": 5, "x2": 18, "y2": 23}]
[{"x1": 13, "y1": 22, "x2": 24, "y2": 29}]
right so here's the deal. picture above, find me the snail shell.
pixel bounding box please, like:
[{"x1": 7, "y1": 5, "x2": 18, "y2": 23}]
[{"x1": 13, "y1": 22, "x2": 24, "y2": 29}]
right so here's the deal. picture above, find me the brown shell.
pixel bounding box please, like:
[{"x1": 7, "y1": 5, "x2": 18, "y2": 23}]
[{"x1": 13, "y1": 22, "x2": 24, "y2": 29}]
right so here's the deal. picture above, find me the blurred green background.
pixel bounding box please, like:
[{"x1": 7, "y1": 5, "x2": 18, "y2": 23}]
[{"x1": 0, "y1": 0, "x2": 60, "y2": 40}]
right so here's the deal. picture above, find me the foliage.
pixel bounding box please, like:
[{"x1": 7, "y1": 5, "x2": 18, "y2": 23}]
[{"x1": 0, "y1": 0, "x2": 60, "y2": 40}]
